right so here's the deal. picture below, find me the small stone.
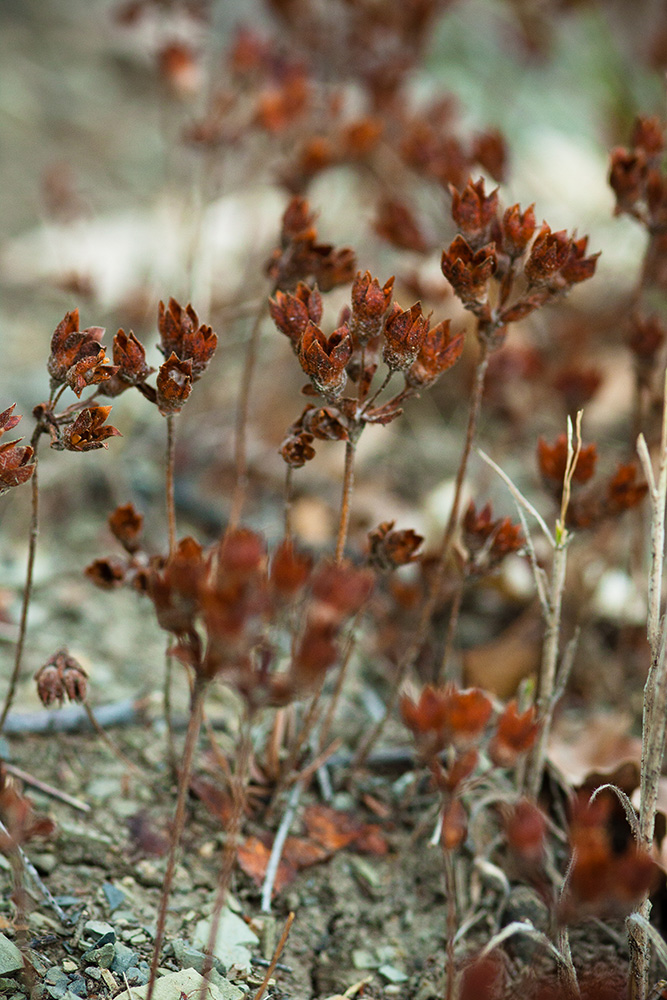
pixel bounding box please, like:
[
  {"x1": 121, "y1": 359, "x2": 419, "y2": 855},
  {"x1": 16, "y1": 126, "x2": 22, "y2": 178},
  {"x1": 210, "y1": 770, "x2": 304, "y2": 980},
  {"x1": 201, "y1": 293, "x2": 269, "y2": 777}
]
[
  {"x1": 84, "y1": 968, "x2": 102, "y2": 981},
  {"x1": 134, "y1": 862, "x2": 163, "y2": 888},
  {"x1": 378, "y1": 965, "x2": 409, "y2": 984},
  {"x1": 352, "y1": 949, "x2": 378, "y2": 970},
  {"x1": 0, "y1": 935, "x2": 23, "y2": 976},
  {"x1": 31, "y1": 853, "x2": 57, "y2": 875},
  {"x1": 192, "y1": 910, "x2": 257, "y2": 974},
  {"x1": 114, "y1": 968, "x2": 243, "y2": 1000},
  {"x1": 102, "y1": 883, "x2": 125, "y2": 913},
  {"x1": 83, "y1": 922, "x2": 114, "y2": 943},
  {"x1": 62, "y1": 961, "x2": 78, "y2": 974},
  {"x1": 80, "y1": 943, "x2": 115, "y2": 969},
  {"x1": 67, "y1": 973, "x2": 87, "y2": 997},
  {"x1": 110, "y1": 944, "x2": 136, "y2": 975}
]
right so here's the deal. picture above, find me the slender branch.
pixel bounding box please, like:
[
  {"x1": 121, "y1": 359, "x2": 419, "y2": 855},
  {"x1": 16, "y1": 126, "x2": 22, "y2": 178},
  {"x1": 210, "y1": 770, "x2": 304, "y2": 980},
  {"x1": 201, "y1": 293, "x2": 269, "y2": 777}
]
[
  {"x1": 0, "y1": 427, "x2": 43, "y2": 732},
  {"x1": 443, "y1": 846, "x2": 457, "y2": 1000},
  {"x1": 199, "y1": 716, "x2": 253, "y2": 999},
  {"x1": 335, "y1": 441, "x2": 356, "y2": 564},
  {"x1": 630, "y1": 370, "x2": 667, "y2": 1000},
  {"x1": 352, "y1": 340, "x2": 490, "y2": 770},
  {"x1": 146, "y1": 677, "x2": 207, "y2": 1000},
  {"x1": 261, "y1": 782, "x2": 302, "y2": 913},
  {"x1": 252, "y1": 911, "x2": 295, "y2": 1000},
  {"x1": 227, "y1": 299, "x2": 268, "y2": 534},
  {"x1": 82, "y1": 700, "x2": 142, "y2": 776},
  {"x1": 165, "y1": 414, "x2": 177, "y2": 556}
]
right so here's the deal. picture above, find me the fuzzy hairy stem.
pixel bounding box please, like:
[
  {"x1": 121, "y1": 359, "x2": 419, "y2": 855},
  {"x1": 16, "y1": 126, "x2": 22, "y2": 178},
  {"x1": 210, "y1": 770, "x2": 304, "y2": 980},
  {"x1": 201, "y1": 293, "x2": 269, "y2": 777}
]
[
  {"x1": 146, "y1": 677, "x2": 207, "y2": 1000},
  {"x1": 335, "y1": 440, "x2": 356, "y2": 564},
  {"x1": 352, "y1": 341, "x2": 490, "y2": 770},
  {"x1": 0, "y1": 427, "x2": 43, "y2": 733}
]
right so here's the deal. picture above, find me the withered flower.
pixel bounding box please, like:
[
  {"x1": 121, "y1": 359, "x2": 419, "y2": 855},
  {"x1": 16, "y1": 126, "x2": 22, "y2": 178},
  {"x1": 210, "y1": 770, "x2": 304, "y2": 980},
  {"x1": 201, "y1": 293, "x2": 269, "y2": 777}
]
[
  {"x1": 156, "y1": 353, "x2": 193, "y2": 415},
  {"x1": 47, "y1": 309, "x2": 106, "y2": 389},
  {"x1": 85, "y1": 557, "x2": 127, "y2": 589},
  {"x1": 449, "y1": 177, "x2": 499, "y2": 247},
  {"x1": 112, "y1": 329, "x2": 154, "y2": 387},
  {"x1": 472, "y1": 129, "x2": 507, "y2": 183},
  {"x1": 350, "y1": 271, "x2": 394, "y2": 345},
  {"x1": 489, "y1": 702, "x2": 539, "y2": 767},
  {"x1": 269, "y1": 283, "x2": 323, "y2": 350},
  {"x1": 0, "y1": 767, "x2": 56, "y2": 850},
  {"x1": 298, "y1": 322, "x2": 352, "y2": 397},
  {"x1": 382, "y1": 302, "x2": 429, "y2": 371},
  {"x1": 35, "y1": 649, "x2": 88, "y2": 706},
  {"x1": 405, "y1": 320, "x2": 464, "y2": 390},
  {"x1": 270, "y1": 540, "x2": 312, "y2": 596},
  {"x1": 524, "y1": 223, "x2": 572, "y2": 285},
  {"x1": 368, "y1": 521, "x2": 423, "y2": 571},
  {"x1": 280, "y1": 429, "x2": 316, "y2": 467},
  {"x1": 158, "y1": 298, "x2": 217, "y2": 379},
  {"x1": 537, "y1": 434, "x2": 597, "y2": 485},
  {"x1": 441, "y1": 236, "x2": 497, "y2": 305},
  {"x1": 149, "y1": 535, "x2": 206, "y2": 638},
  {"x1": 501, "y1": 203, "x2": 536, "y2": 258},
  {"x1": 373, "y1": 197, "x2": 429, "y2": 253},
  {"x1": 504, "y1": 798, "x2": 547, "y2": 863},
  {"x1": 462, "y1": 501, "x2": 524, "y2": 572},
  {"x1": 559, "y1": 236, "x2": 600, "y2": 286},
  {"x1": 628, "y1": 314, "x2": 665, "y2": 364},
  {"x1": 604, "y1": 463, "x2": 648, "y2": 516},
  {"x1": 109, "y1": 502, "x2": 143, "y2": 553},
  {"x1": 65, "y1": 347, "x2": 118, "y2": 398},
  {"x1": 401, "y1": 684, "x2": 493, "y2": 755},
  {"x1": 0, "y1": 405, "x2": 35, "y2": 496},
  {"x1": 59, "y1": 406, "x2": 121, "y2": 451},
  {"x1": 267, "y1": 196, "x2": 356, "y2": 291},
  {"x1": 609, "y1": 147, "x2": 648, "y2": 214}
]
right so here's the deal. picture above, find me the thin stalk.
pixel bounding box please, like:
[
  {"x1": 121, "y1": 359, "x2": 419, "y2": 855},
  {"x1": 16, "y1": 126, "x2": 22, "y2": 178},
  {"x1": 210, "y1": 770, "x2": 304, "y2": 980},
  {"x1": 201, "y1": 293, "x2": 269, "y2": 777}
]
[
  {"x1": 317, "y1": 612, "x2": 361, "y2": 753},
  {"x1": 443, "y1": 846, "x2": 457, "y2": 1000},
  {"x1": 631, "y1": 372, "x2": 667, "y2": 1000},
  {"x1": 284, "y1": 466, "x2": 293, "y2": 541},
  {"x1": 525, "y1": 536, "x2": 568, "y2": 800},
  {"x1": 352, "y1": 341, "x2": 490, "y2": 770},
  {"x1": 199, "y1": 716, "x2": 254, "y2": 998},
  {"x1": 335, "y1": 440, "x2": 356, "y2": 564},
  {"x1": 163, "y1": 645, "x2": 177, "y2": 777},
  {"x1": 82, "y1": 700, "x2": 142, "y2": 776},
  {"x1": 146, "y1": 677, "x2": 207, "y2": 1000},
  {"x1": 252, "y1": 911, "x2": 295, "y2": 1000},
  {"x1": 439, "y1": 582, "x2": 465, "y2": 684},
  {"x1": 0, "y1": 427, "x2": 43, "y2": 732},
  {"x1": 227, "y1": 300, "x2": 268, "y2": 534},
  {"x1": 165, "y1": 413, "x2": 177, "y2": 556}
]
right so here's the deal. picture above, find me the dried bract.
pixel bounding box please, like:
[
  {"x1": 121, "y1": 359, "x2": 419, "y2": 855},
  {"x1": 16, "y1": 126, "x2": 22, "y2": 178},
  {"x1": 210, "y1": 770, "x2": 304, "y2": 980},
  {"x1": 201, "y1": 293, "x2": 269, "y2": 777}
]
[
  {"x1": 47, "y1": 310, "x2": 106, "y2": 389},
  {"x1": 58, "y1": 406, "x2": 121, "y2": 452},
  {"x1": 297, "y1": 322, "x2": 352, "y2": 397},
  {"x1": 35, "y1": 649, "x2": 88, "y2": 706},
  {"x1": 405, "y1": 321, "x2": 464, "y2": 390},
  {"x1": 0, "y1": 405, "x2": 35, "y2": 496},
  {"x1": 156, "y1": 353, "x2": 193, "y2": 415},
  {"x1": 382, "y1": 302, "x2": 429, "y2": 371},
  {"x1": 368, "y1": 521, "x2": 423, "y2": 571}
]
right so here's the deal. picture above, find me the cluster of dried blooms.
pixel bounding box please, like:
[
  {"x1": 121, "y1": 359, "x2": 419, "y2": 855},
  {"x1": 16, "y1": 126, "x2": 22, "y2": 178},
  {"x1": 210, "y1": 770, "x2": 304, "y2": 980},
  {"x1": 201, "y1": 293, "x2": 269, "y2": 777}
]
[
  {"x1": 537, "y1": 433, "x2": 647, "y2": 529},
  {"x1": 89, "y1": 507, "x2": 374, "y2": 710},
  {"x1": 401, "y1": 684, "x2": 538, "y2": 850},
  {"x1": 442, "y1": 177, "x2": 598, "y2": 349},
  {"x1": 274, "y1": 199, "x2": 464, "y2": 468}
]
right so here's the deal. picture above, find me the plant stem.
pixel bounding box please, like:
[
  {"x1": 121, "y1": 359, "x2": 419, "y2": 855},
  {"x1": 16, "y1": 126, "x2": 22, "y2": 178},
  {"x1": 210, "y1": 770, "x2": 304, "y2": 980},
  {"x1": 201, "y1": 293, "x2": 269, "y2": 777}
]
[
  {"x1": 252, "y1": 911, "x2": 295, "y2": 1000},
  {"x1": 165, "y1": 413, "x2": 177, "y2": 556},
  {"x1": 146, "y1": 677, "x2": 207, "y2": 1000},
  {"x1": 0, "y1": 427, "x2": 43, "y2": 733},
  {"x1": 525, "y1": 534, "x2": 568, "y2": 800},
  {"x1": 199, "y1": 715, "x2": 253, "y2": 998},
  {"x1": 352, "y1": 340, "x2": 490, "y2": 770},
  {"x1": 443, "y1": 846, "x2": 457, "y2": 1000},
  {"x1": 630, "y1": 373, "x2": 667, "y2": 1000},
  {"x1": 227, "y1": 300, "x2": 268, "y2": 534},
  {"x1": 335, "y1": 440, "x2": 356, "y2": 564},
  {"x1": 284, "y1": 466, "x2": 293, "y2": 541}
]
